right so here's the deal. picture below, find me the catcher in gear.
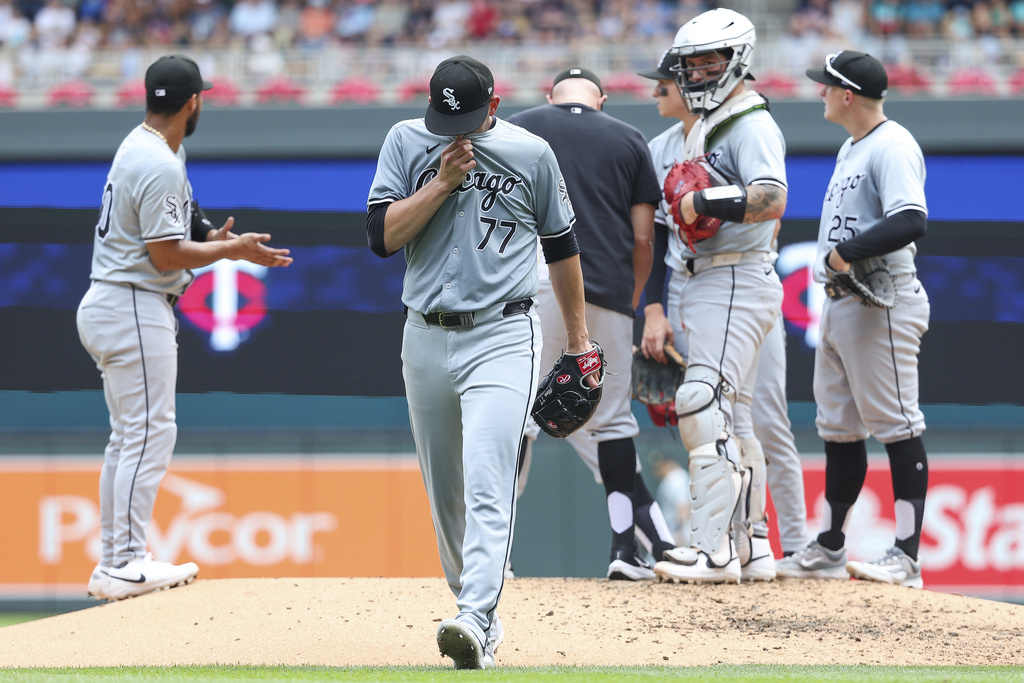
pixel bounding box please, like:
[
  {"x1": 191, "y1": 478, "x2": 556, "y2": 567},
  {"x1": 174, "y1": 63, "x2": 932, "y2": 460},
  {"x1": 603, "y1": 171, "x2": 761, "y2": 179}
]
[
  {"x1": 644, "y1": 8, "x2": 789, "y2": 586},
  {"x1": 532, "y1": 343, "x2": 606, "y2": 438}
]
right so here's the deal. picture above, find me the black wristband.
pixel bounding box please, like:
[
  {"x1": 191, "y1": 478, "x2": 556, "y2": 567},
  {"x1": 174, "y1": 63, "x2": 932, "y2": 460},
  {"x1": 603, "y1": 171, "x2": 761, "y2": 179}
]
[
  {"x1": 692, "y1": 185, "x2": 747, "y2": 224},
  {"x1": 190, "y1": 200, "x2": 214, "y2": 243}
]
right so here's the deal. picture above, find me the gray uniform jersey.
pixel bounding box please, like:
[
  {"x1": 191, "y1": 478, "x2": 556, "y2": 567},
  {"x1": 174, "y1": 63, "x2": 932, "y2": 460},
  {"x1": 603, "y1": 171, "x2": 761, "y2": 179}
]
[
  {"x1": 368, "y1": 117, "x2": 574, "y2": 312},
  {"x1": 648, "y1": 108, "x2": 786, "y2": 271},
  {"x1": 813, "y1": 119, "x2": 929, "y2": 444},
  {"x1": 91, "y1": 125, "x2": 195, "y2": 295},
  {"x1": 813, "y1": 120, "x2": 927, "y2": 282}
]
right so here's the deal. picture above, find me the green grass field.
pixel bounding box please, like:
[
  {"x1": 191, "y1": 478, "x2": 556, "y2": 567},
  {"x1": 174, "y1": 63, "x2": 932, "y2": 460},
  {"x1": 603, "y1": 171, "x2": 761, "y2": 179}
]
[
  {"x1": 3, "y1": 614, "x2": 1022, "y2": 682},
  {"x1": 0, "y1": 666, "x2": 1023, "y2": 683}
]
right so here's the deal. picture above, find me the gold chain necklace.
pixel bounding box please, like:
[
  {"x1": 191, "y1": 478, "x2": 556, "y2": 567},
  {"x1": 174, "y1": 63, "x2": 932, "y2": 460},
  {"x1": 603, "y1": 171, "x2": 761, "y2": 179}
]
[{"x1": 141, "y1": 122, "x2": 169, "y2": 147}]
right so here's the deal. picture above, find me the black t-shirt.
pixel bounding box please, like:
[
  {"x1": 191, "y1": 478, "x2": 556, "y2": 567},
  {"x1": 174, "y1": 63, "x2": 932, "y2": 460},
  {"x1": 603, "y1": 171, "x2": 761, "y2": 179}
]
[{"x1": 507, "y1": 103, "x2": 662, "y2": 317}]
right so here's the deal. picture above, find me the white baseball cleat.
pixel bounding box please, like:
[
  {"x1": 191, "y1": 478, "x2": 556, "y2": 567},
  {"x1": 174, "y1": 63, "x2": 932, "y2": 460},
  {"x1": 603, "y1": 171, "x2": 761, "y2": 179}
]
[
  {"x1": 104, "y1": 553, "x2": 199, "y2": 600},
  {"x1": 437, "y1": 619, "x2": 488, "y2": 669},
  {"x1": 654, "y1": 545, "x2": 741, "y2": 584},
  {"x1": 87, "y1": 565, "x2": 112, "y2": 601},
  {"x1": 846, "y1": 547, "x2": 924, "y2": 589},
  {"x1": 483, "y1": 615, "x2": 504, "y2": 668},
  {"x1": 737, "y1": 535, "x2": 776, "y2": 582},
  {"x1": 776, "y1": 540, "x2": 849, "y2": 580}
]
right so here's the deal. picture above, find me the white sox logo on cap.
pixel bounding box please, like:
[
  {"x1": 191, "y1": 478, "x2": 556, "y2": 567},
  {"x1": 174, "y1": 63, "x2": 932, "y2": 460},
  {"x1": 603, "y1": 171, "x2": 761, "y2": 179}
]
[{"x1": 443, "y1": 87, "x2": 460, "y2": 111}]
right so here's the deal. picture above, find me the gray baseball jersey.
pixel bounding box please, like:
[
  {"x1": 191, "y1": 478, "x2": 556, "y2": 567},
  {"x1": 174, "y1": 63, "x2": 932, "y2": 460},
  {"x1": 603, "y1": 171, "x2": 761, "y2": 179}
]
[
  {"x1": 368, "y1": 117, "x2": 573, "y2": 313},
  {"x1": 814, "y1": 120, "x2": 929, "y2": 443},
  {"x1": 77, "y1": 124, "x2": 194, "y2": 573},
  {"x1": 813, "y1": 120, "x2": 926, "y2": 282},
  {"x1": 368, "y1": 115, "x2": 572, "y2": 648},
  {"x1": 91, "y1": 125, "x2": 196, "y2": 295}
]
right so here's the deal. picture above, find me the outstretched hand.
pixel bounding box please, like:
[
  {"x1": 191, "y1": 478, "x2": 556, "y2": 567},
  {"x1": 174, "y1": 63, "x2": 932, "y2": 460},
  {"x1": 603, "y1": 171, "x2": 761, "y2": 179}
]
[{"x1": 233, "y1": 232, "x2": 293, "y2": 267}]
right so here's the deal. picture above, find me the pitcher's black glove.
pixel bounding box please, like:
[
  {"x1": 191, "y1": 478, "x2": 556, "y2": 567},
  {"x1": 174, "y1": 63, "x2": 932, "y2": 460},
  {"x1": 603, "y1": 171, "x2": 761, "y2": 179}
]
[
  {"x1": 826, "y1": 255, "x2": 898, "y2": 309},
  {"x1": 531, "y1": 342, "x2": 605, "y2": 438}
]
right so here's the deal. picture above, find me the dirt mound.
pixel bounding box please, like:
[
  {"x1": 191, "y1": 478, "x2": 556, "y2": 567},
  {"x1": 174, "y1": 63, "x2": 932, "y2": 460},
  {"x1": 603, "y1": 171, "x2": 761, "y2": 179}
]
[{"x1": 0, "y1": 577, "x2": 1021, "y2": 668}]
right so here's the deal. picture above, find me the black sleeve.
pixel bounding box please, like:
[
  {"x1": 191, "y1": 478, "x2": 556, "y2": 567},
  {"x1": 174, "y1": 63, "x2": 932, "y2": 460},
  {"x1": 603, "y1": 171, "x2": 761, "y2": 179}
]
[
  {"x1": 540, "y1": 226, "x2": 580, "y2": 263},
  {"x1": 642, "y1": 221, "x2": 670, "y2": 306},
  {"x1": 190, "y1": 200, "x2": 214, "y2": 243},
  {"x1": 366, "y1": 201, "x2": 395, "y2": 258},
  {"x1": 835, "y1": 209, "x2": 926, "y2": 262}
]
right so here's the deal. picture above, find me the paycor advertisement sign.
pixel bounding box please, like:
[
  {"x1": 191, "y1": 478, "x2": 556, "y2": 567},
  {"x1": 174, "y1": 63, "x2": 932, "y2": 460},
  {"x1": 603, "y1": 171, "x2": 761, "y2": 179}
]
[{"x1": 0, "y1": 455, "x2": 1020, "y2": 601}]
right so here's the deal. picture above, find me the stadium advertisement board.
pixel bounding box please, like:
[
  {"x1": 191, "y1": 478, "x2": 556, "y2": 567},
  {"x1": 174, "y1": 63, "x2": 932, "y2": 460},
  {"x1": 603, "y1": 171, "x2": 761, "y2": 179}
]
[{"x1": 0, "y1": 456, "x2": 1020, "y2": 601}]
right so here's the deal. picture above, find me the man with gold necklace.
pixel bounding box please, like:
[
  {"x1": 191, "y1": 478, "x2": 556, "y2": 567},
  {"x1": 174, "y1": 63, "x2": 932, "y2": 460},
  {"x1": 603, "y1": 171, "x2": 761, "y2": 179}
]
[{"x1": 77, "y1": 54, "x2": 293, "y2": 601}]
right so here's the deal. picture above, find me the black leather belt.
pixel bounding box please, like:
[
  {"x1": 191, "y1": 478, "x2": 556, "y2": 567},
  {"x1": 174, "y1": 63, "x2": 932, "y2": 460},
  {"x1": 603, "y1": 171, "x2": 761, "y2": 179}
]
[
  {"x1": 421, "y1": 298, "x2": 532, "y2": 329},
  {"x1": 823, "y1": 283, "x2": 845, "y2": 300},
  {"x1": 166, "y1": 293, "x2": 180, "y2": 307}
]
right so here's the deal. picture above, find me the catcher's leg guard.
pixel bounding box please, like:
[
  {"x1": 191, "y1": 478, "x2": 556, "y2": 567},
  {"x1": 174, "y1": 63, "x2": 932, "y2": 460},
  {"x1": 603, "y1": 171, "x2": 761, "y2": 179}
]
[
  {"x1": 737, "y1": 436, "x2": 768, "y2": 528},
  {"x1": 733, "y1": 436, "x2": 776, "y2": 581},
  {"x1": 655, "y1": 447, "x2": 741, "y2": 584},
  {"x1": 673, "y1": 365, "x2": 731, "y2": 453},
  {"x1": 672, "y1": 365, "x2": 740, "y2": 557}
]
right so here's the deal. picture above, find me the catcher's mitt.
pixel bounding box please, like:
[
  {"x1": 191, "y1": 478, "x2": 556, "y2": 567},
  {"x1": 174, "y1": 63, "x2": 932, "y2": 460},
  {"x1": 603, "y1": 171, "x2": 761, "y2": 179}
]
[
  {"x1": 663, "y1": 159, "x2": 722, "y2": 252},
  {"x1": 531, "y1": 342, "x2": 606, "y2": 439},
  {"x1": 630, "y1": 344, "x2": 685, "y2": 406},
  {"x1": 825, "y1": 255, "x2": 898, "y2": 309}
]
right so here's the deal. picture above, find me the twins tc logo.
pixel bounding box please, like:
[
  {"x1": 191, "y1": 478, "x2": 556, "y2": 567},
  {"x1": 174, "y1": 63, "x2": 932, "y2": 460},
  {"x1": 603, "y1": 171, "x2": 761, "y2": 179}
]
[
  {"x1": 443, "y1": 87, "x2": 460, "y2": 111},
  {"x1": 178, "y1": 260, "x2": 270, "y2": 352}
]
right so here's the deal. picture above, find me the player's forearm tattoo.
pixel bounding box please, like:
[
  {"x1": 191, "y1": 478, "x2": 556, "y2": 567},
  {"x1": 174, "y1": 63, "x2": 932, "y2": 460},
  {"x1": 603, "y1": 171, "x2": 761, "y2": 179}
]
[{"x1": 743, "y1": 185, "x2": 786, "y2": 223}]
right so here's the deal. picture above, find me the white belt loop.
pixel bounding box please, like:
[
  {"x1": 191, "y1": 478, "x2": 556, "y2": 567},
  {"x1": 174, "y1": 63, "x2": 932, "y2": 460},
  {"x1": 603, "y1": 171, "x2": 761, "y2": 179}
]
[{"x1": 710, "y1": 252, "x2": 743, "y2": 267}]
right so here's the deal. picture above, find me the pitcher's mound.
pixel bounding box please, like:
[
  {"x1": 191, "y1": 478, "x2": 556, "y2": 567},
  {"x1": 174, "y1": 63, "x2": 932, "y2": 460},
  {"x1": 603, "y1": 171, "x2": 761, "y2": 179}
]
[{"x1": 1, "y1": 577, "x2": 1021, "y2": 668}]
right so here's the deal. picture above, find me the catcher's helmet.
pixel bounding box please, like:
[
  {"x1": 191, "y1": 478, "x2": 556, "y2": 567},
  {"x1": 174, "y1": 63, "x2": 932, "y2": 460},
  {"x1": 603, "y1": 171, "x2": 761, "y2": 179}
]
[{"x1": 669, "y1": 8, "x2": 756, "y2": 115}]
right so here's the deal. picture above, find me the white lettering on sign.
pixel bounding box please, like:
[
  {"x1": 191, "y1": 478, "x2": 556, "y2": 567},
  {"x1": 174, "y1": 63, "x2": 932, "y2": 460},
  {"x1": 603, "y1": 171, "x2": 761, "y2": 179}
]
[
  {"x1": 805, "y1": 484, "x2": 1024, "y2": 572},
  {"x1": 38, "y1": 475, "x2": 338, "y2": 567}
]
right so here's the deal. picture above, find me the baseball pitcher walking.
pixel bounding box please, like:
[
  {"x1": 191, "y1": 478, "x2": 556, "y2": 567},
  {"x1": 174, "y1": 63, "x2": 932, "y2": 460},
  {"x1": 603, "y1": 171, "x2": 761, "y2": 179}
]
[{"x1": 366, "y1": 55, "x2": 595, "y2": 669}]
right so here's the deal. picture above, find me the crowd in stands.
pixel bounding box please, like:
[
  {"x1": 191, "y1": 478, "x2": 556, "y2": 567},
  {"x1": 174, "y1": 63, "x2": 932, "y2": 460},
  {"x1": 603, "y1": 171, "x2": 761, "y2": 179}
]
[
  {"x1": 783, "y1": 0, "x2": 1024, "y2": 74},
  {"x1": 1, "y1": 0, "x2": 1023, "y2": 102},
  {"x1": 0, "y1": 0, "x2": 715, "y2": 53}
]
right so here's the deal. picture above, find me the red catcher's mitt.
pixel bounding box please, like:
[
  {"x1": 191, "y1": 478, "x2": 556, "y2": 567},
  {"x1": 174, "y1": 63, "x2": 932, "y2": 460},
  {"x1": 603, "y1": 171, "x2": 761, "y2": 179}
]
[{"x1": 663, "y1": 159, "x2": 722, "y2": 252}]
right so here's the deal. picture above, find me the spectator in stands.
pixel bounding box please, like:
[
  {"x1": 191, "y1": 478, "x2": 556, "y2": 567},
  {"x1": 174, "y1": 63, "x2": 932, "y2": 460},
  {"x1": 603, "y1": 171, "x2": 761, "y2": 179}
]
[
  {"x1": 868, "y1": 0, "x2": 903, "y2": 35},
  {"x1": 1, "y1": 0, "x2": 32, "y2": 49},
  {"x1": 229, "y1": 0, "x2": 278, "y2": 43},
  {"x1": 296, "y1": 0, "x2": 335, "y2": 49},
  {"x1": 903, "y1": 0, "x2": 945, "y2": 37},
  {"x1": 1012, "y1": 0, "x2": 1024, "y2": 36},
  {"x1": 428, "y1": 0, "x2": 470, "y2": 47},
  {"x1": 828, "y1": 0, "x2": 867, "y2": 40},
  {"x1": 467, "y1": 0, "x2": 498, "y2": 40},
  {"x1": 336, "y1": 0, "x2": 376, "y2": 44},
  {"x1": 34, "y1": 0, "x2": 76, "y2": 48},
  {"x1": 368, "y1": 0, "x2": 410, "y2": 45},
  {"x1": 188, "y1": 0, "x2": 230, "y2": 48}
]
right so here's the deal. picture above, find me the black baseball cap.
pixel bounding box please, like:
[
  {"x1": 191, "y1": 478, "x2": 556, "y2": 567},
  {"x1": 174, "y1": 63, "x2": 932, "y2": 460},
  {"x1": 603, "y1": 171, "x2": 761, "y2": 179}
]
[
  {"x1": 425, "y1": 55, "x2": 494, "y2": 136},
  {"x1": 145, "y1": 54, "x2": 213, "y2": 102},
  {"x1": 552, "y1": 67, "x2": 603, "y2": 95},
  {"x1": 637, "y1": 50, "x2": 677, "y2": 80},
  {"x1": 806, "y1": 50, "x2": 888, "y2": 99}
]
